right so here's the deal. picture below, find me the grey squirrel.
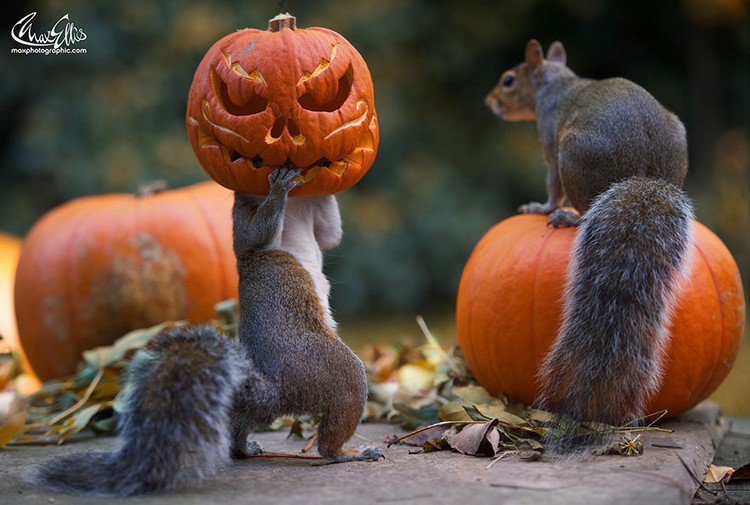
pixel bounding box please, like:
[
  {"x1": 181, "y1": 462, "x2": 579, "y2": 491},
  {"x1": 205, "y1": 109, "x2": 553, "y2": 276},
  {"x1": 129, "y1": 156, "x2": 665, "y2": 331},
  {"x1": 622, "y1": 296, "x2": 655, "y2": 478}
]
[
  {"x1": 486, "y1": 40, "x2": 695, "y2": 441},
  {"x1": 33, "y1": 168, "x2": 382, "y2": 496}
]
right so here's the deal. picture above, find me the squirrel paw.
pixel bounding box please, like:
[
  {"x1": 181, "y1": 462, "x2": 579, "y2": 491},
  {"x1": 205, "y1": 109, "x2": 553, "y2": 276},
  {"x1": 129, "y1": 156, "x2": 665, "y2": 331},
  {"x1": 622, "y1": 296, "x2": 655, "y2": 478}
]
[
  {"x1": 323, "y1": 445, "x2": 385, "y2": 464},
  {"x1": 357, "y1": 445, "x2": 385, "y2": 461},
  {"x1": 268, "y1": 167, "x2": 302, "y2": 194},
  {"x1": 547, "y1": 208, "x2": 581, "y2": 228},
  {"x1": 230, "y1": 440, "x2": 264, "y2": 459},
  {"x1": 518, "y1": 201, "x2": 555, "y2": 215}
]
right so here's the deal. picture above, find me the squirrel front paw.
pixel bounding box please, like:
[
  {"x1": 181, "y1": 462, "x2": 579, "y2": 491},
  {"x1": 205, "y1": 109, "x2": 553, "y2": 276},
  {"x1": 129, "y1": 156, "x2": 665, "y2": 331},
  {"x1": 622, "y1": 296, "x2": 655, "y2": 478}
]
[
  {"x1": 268, "y1": 167, "x2": 302, "y2": 195},
  {"x1": 518, "y1": 201, "x2": 555, "y2": 214}
]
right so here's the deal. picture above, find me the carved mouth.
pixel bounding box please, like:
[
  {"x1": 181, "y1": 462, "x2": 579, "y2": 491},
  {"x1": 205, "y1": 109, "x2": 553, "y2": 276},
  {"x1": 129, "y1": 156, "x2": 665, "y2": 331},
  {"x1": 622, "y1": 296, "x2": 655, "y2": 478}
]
[
  {"x1": 240, "y1": 153, "x2": 333, "y2": 182},
  {"x1": 188, "y1": 112, "x2": 376, "y2": 184}
]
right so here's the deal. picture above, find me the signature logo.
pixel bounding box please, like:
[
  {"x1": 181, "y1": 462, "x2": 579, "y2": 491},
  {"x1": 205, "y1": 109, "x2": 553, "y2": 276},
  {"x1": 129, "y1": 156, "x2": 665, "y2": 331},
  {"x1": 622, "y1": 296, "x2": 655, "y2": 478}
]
[{"x1": 11, "y1": 12, "x2": 87, "y2": 53}]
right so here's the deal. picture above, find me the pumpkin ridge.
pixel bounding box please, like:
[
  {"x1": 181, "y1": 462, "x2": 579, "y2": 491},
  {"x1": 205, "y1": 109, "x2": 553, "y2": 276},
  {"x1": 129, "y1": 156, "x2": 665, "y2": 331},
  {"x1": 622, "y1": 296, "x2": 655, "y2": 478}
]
[
  {"x1": 692, "y1": 242, "x2": 724, "y2": 403},
  {"x1": 64, "y1": 201, "x2": 104, "y2": 371},
  {"x1": 464, "y1": 218, "x2": 520, "y2": 390},
  {"x1": 485, "y1": 218, "x2": 545, "y2": 393},
  {"x1": 529, "y1": 226, "x2": 556, "y2": 395}
]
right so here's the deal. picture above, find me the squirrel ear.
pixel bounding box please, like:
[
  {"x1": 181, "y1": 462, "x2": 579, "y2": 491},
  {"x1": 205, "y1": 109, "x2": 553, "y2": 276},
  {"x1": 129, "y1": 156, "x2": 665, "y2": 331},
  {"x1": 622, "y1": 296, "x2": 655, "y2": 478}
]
[
  {"x1": 525, "y1": 39, "x2": 544, "y2": 68},
  {"x1": 546, "y1": 41, "x2": 567, "y2": 65}
]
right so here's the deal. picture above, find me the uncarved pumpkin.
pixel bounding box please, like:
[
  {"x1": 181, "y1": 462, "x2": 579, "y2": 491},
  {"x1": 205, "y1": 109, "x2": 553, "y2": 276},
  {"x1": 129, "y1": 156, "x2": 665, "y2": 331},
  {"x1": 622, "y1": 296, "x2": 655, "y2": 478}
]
[
  {"x1": 186, "y1": 13, "x2": 379, "y2": 197},
  {"x1": 0, "y1": 233, "x2": 22, "y2": 355},
  {"x1": 15, "y1": 182, "x2": 238, "y2": 380},
  {"x1": 456, "y1": 213, "x2": 745, "y2": 418}
]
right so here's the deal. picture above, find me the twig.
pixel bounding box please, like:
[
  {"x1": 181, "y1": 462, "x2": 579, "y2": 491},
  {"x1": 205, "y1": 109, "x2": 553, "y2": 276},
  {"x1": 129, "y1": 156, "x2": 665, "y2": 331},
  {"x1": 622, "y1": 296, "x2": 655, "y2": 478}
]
[
  {"x1": 614, "y1": 426, "x2": 673, "y2": 434},
  {"x1": 236, "y1": 451, "x2": 322, "y2": 460},
  {"x1": 387, "y1": 420, "x2": 485, "y2": 447},
  {"x1": 622, "y1": 409, "x2": 668, "y2": 428},
  {"x1": 25, "y1": 368, "x2": 104, "y2": 430},
  {"x1": 415, "y1": 316, "x2": 460, "y2": 373},
  {"x1": 486, "y1": 450, "x2": 518, "y2": 469},
  {"x1": 302, "y1": 434, "x2": 317, "y2": 453}
]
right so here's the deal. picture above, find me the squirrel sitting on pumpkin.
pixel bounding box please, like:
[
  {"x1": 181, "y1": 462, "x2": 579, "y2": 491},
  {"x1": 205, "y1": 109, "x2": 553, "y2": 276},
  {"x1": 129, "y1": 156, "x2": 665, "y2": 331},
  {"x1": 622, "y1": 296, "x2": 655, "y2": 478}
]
[
  {"x1": 33, "y1": 169, "x2": 383, "y2": 496},
  {"x1": 486, "y1": 40, "x2": 695, "y2": 447}
]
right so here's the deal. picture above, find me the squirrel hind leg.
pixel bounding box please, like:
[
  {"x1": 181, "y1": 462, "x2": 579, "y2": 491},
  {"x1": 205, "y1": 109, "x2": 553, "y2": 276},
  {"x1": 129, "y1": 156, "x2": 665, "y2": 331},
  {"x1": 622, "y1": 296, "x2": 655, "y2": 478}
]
[
  {"x1": 315, "y1": 395, "x2": 383, "y2": 463},
  {"x1": 229, "y1": 371, "x2": 281, "y2": 458}
]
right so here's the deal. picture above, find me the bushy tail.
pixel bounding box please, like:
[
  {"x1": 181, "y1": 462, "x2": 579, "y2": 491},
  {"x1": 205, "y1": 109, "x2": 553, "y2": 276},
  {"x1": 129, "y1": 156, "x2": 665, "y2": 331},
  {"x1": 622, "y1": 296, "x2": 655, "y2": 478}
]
[
  {"x1": 537, "y1": 176, "x2": 695, "y2": 450},
  {"x1": 32, "y1": 325, "x2": 246, "y2": 496}
]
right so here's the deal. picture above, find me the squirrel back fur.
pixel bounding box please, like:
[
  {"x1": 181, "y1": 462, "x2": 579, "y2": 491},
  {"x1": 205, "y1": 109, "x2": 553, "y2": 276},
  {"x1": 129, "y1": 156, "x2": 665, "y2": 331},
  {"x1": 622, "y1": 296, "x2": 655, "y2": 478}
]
[
  {"x1": 487, "y1": 40, "x2": 696, "y2": 448},
  {"x1": 32, "y1": 325, "x2": 245, "y2": 496},
  {"x1": 537, "y1": 177, "x2": 695, "y2": 434}
]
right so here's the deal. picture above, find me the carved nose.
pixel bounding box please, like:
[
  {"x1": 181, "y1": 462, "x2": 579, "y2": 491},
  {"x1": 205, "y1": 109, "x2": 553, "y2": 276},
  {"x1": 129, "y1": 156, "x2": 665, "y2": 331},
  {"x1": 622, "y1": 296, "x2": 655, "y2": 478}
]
[
  {"x1": 268, "y1": 116, "x2": 305, "y2": 144},
  {"x1": 269, "y1": 115, "x2": 300, "y2": 140}
]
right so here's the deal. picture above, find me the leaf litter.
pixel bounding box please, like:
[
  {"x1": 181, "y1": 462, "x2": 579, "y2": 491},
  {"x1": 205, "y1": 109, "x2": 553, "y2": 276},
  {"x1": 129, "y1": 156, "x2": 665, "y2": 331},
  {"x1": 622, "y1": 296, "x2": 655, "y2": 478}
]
[{"x1": 0, "y1": 305, "x2": 673, "y2": 463}]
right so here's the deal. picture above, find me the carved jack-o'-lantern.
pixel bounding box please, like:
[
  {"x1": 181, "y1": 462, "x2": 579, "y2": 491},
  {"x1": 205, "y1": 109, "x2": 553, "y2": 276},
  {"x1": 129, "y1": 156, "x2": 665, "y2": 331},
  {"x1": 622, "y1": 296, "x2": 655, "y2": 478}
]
[{"x1": 186, "y1": 13, "x2": 379, "y2": 196}]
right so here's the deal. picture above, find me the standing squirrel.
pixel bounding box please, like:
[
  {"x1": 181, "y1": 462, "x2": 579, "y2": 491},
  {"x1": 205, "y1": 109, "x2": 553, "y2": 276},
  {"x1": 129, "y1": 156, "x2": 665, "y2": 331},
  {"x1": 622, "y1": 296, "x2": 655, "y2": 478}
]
[
  {"x1": 486, "y1": 40, "x2": 695, "y2": 440},
  {"x1": 33, "y1": 168, "x2": 382, "y2": 496}
]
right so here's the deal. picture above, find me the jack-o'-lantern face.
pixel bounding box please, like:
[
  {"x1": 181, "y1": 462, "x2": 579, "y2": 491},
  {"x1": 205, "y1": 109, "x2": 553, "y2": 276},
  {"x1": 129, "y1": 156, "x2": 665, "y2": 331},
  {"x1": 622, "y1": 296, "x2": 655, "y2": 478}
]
[{"x1": 186, "y1": 14, "x2": 379, "y2": 196}]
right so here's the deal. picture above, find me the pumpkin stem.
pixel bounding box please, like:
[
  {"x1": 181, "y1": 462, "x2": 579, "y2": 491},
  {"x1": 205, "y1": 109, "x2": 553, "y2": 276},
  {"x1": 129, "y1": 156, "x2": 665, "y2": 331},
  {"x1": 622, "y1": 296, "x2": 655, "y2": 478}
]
[
  {"x1": 268, "y1": 12, "x2": 296, "y2": 32},
  {"x1": 135, "y1": 180, "x2": 169, "y2": 197}
]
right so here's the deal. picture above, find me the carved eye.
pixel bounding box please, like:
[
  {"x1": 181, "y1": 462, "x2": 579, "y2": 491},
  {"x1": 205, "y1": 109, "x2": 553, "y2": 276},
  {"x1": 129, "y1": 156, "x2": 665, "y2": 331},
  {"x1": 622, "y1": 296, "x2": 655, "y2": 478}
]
[
  {"x1": 298, "y1": 66, "x2": 353, "y2": 112},
  {"x1": 503, "y1": 75, "x2": 515, "y2": 88},
  {"x1": 210, "y1": 68, "x2": 268, "y2": 116}
]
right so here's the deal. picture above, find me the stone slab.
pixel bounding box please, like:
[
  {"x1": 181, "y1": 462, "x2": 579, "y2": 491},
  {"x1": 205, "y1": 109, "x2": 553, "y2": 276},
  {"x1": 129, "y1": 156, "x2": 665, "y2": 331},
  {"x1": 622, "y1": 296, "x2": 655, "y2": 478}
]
[{"x1": 0, "y1": 401, "x2": 727, "y2": 505}]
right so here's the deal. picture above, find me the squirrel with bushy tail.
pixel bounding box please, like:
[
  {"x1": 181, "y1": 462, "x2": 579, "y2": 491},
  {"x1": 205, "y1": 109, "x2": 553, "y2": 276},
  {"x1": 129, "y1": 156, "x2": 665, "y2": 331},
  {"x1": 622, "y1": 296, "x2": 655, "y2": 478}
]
[
  {"x1": 486, "y1": 40, "x2": 695, "y2": 449},
  {"x1": 32, "y1": 168, "x2": 382, "y2": 496}
]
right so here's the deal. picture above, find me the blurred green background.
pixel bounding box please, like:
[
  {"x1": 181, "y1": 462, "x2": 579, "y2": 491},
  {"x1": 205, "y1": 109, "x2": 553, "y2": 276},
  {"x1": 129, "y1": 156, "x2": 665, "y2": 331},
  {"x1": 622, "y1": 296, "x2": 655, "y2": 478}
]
[{"x1": 1, "y1": 1, "x2": 748, "y2": 411}]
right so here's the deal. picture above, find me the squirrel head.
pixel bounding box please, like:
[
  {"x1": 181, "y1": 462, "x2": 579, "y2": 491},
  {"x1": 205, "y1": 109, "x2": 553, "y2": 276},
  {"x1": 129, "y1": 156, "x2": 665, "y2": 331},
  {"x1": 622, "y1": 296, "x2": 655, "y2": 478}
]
[{"x1": 485, "y1": 39, "x2": 567, "y2": 121}]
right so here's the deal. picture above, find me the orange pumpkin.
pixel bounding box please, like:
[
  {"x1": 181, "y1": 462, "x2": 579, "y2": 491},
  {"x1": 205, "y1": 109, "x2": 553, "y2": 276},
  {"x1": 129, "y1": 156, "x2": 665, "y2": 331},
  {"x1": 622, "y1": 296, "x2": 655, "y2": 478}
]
[
  {"x1": 186, "y1": 13, "x2": 379, "y2": 197},
  {"x1": 15, "y1": 182, "x2": 238, "y2": 380},
  {"x1": 0, "y1": 233, "x2": 41, "y2": 393},
  {"x1": 456, "y1": 214, "x2": 745, "y2": 418},
  {"x1": 0, "y1": 233, "x2": 22, "y2": 355}
]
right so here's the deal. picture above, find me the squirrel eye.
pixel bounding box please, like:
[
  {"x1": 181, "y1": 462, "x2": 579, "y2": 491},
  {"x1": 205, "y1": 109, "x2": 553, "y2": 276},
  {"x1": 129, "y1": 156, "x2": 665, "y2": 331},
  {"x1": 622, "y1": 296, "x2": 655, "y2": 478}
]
[{"x1": 503, "y1": 75, "x2": 515, "y2": 88}]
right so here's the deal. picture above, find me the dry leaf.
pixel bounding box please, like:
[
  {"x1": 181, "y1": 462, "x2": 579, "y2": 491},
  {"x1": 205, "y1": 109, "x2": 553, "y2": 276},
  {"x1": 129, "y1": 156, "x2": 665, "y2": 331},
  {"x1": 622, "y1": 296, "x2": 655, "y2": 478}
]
[
  {"x1": 447, "y1": 419, "x2": 500, "y2": 457},
  {"x1": 451, "y1": 385, "x2": 500, "y2": 406},
  {"x1": 703, "y1": 464, "x2": 734, "y2": 483},
  {"x1": 397, "y1": 364, "x2": 434, "y2": 392},
  {"x1": 0, "y1": 392, "x2": 25, "y2": 447},
  {"x1": 83, "y1": 321, "x2": 186, "y2": 368}
]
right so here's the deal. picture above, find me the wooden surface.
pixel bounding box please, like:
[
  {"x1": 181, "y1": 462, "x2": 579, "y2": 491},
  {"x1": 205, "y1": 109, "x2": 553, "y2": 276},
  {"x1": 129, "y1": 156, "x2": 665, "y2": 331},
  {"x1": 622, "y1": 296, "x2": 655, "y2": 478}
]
[
  {"x1": 0, "y1": 401, "x2": 736, "y2": 505},
  {"x1": 693, "y1": 416, "x2": 750, "y2": 504}
]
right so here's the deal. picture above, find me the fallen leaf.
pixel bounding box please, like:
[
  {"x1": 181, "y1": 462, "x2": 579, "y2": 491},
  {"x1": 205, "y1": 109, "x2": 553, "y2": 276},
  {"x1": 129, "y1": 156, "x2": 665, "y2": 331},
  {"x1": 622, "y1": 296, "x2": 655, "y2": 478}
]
[
  {"x1": 517, "y1": 450, "x2": 543, "y2": 461},
  {"x1": 0, "y1": 393, "x2": 25, "y2": 447},
  {"x1": 448, "y1": 419, "x2": 500, "y2": 457},
  {"x1": 451, "y1": 385, "x2": 499, "y2": 406},
  {"x1": 394, "y1": 425, "x2": 448, "y2": 447},
  {"x1": 703, "y1": 464, "x2": 734, "y2": 483},
  {"x1": 83, "y1": 321, "x2": 186, "y2": 369},
  {"x1": 397, "y1": 364, "x2": 435, "y2": 392}
]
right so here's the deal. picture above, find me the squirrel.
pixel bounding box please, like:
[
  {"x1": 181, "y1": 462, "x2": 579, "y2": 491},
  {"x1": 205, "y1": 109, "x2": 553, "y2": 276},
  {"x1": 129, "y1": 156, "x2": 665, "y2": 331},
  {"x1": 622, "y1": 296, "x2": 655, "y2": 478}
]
[
  {"x1": 486, "y1": 40, "x2": 696, "y2": 445},
  {"x1": 33, "y1": 168, "x2": 382, "y2": 496}
]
